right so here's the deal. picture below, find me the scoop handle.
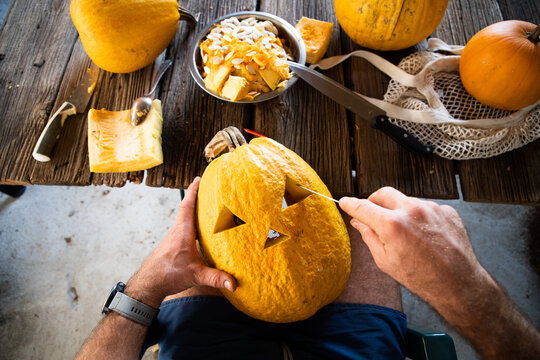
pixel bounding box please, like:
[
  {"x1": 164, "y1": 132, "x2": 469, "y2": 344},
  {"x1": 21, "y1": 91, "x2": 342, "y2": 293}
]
[{"x1": 32, "y1": 102, "x2": 77, "y2": 162}]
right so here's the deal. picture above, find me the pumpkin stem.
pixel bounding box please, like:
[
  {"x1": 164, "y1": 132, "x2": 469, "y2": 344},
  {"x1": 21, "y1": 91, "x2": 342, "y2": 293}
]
[
  {"x1": 178, "y1": 6, "x2": 198, "y2": 27},
  {"x1": 527, "y1": 24, "x2": 540, "y2": 44},
  {"x1": 204, "y1": 127, "x2": 247, "y2": 162}
]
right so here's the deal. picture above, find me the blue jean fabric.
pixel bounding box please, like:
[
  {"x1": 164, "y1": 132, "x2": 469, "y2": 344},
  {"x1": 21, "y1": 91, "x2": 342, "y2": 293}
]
[{"x1": 142, "y1": 295, "x2": 407, "y2": 360}]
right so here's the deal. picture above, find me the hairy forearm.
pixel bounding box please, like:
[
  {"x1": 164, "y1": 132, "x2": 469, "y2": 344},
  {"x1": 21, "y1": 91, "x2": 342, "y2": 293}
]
[
  {"x1": 425, "y1": 266, "x2": 540, "y2": 359},
  {"x1": 75, "y1": 312, "x2": 148, "y2": 360},
  {"x1": 76, "y1": 281, "x2": 159, "y2": 360}
]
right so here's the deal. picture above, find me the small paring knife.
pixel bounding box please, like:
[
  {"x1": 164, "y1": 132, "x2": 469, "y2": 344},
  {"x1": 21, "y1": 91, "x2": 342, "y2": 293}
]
[
  {"x1": 287, "y1": 61, "x2": 434, "y2": 156},
  {"x1": 297, "y1": 184, "x2": 339, "y2": 203},
  {"x1": 32, "y1": 66, "x2": 99, "y2": 162}
]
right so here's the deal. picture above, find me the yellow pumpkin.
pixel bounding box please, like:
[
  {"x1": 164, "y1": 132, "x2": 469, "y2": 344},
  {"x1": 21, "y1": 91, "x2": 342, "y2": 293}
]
[
  {"x1": 459, "y1": 21, "x2": 540, "y2": 111},
  {"x1": 70, "y1": 0, "x2": 181, "y2": 73},
  {"x1": 197, "y1": 128, "x2": 351, "y2": 323},
  {"x1": 334, "y1": 0, "x2": 449, "y2": 51}
]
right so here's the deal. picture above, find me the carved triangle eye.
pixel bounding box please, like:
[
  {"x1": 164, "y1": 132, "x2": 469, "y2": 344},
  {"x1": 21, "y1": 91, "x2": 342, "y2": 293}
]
[
  {"x1": 213, "y1": 206, "x2": 246, "y2": 234},
  {"x1": 264, "y1": 229, "x2": 289, "y2": 249},
  {"x1": 282, "y1": 176, "x2": 311, "y2": 209}
]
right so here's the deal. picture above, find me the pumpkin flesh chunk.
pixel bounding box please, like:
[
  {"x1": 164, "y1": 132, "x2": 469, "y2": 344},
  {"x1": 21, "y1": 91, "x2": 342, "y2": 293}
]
[
  {"x1": 88, "y1": 100, "x2": 163, "y2": 173},
  {"x1": 295, "y1": 17, "x2": 334, "y2": 64}
]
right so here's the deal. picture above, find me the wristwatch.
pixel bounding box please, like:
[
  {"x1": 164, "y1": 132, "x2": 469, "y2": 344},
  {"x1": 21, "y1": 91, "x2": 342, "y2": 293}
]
[{"x1": 102, "y1": 282, "x2": 159, "y2": 327}]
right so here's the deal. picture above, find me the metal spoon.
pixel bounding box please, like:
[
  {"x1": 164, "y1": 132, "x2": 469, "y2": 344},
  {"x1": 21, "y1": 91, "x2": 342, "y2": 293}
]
[{"x1": 130, "y1": 59, "x2": 172, "y2": 126}]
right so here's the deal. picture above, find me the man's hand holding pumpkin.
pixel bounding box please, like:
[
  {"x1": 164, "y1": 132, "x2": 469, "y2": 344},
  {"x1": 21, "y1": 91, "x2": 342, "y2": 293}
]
[{"x1": 125, "y1": 177, "x2": 236, "y2": 308}]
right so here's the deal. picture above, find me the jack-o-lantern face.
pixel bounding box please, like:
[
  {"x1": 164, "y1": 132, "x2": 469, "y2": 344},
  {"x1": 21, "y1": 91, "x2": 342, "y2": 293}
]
[{"x1": 197, "y1": 136, "x2": 351, "y2": 323}]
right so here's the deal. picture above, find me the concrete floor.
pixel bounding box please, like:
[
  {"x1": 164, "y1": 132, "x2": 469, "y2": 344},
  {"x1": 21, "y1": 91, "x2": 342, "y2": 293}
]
[{"x1": 1, "y1": 182, "x2": 539, "y2": 359}]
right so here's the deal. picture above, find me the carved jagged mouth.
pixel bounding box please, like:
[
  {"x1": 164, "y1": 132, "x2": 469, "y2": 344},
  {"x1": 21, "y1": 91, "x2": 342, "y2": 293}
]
[{"x1": 264, "y1": 228, "x2": 289, "y2": 249}]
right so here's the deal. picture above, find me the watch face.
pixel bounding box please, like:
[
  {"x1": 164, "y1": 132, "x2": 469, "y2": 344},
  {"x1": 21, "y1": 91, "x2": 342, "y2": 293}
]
[{"x1": 102, "y1": 282, "x2": 125, "y2": 314}]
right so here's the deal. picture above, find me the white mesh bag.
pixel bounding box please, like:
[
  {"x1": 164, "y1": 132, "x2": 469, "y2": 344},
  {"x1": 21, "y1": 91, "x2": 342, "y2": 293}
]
[{"x1": 312, "y1": 38, "x2": 540, "y2": 160}]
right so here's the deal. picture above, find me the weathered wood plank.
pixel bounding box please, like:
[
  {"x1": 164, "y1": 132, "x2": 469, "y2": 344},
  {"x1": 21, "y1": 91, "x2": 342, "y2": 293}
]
[
  {"x1": 254, "y1": 0, "x2": 354, "y2": 198},
  {"x1": 341, "y1": 31, "x2": 458, "y2": 198},
  {"x1": 145, "y1": 0, "x2": 257, "y2": 189},
  {"x1": 435, "y1": 0, "x2": 540, "y2": 204},
  {"x1": 0, "y1": 0, "x2": 78, "y2": 185},
  {"x1": 496, "y1": 0, "x2": 540, "y2": 24}
]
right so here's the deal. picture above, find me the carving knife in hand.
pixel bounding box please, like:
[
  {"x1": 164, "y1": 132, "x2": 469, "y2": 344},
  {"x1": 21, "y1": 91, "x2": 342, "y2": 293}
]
[
  {"x1": 32, "y1": 66, "x2": 99, "y2": 162},
  {"x1": 287, "y1": 61, "x2": 434, "y2": 156}
]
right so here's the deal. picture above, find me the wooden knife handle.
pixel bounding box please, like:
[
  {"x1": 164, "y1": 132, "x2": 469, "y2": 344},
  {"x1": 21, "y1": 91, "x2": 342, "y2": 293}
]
[{"x1": 32, "y1": 101, "x2": 76, "y2": 162}]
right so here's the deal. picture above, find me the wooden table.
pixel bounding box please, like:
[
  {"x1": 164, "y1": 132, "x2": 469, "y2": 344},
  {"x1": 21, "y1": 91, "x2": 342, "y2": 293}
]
[{"x1": 0, "y1": 0, "x2": 538, "y2": 204}]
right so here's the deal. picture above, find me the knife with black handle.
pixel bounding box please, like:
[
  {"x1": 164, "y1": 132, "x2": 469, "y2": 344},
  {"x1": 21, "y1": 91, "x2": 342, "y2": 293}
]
[{"x1": 287, "y1": 61, "x2": 434, "y2": 156}]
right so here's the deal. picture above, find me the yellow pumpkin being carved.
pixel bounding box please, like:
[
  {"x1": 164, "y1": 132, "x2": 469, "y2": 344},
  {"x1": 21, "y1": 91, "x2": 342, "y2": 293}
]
[
  {"x1": 197, "y1": 128, "x2": 351, "y2": 323},
  {"x1": 334, "y1": 0, "x2": 449, "y2": 51},
  {"x1": 459, "y1": 21, "x2": 540, "y2": 111},
  {"x1": 70, "y1": 0, "x2": 190, "y2": 73}
]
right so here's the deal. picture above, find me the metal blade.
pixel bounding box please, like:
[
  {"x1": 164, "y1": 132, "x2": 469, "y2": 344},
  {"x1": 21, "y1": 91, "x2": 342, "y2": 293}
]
[
  {"x1": 287, "y1": 61, "x2": 386, "y2": 124},
  {"x1": 296, "y1": 184, "x2": 339, "y2": 203},
  {"x1": 68, "y1": 65, "x2": 99, "y2": 113},
  {"x1": 287, "y1": 61, "x2": 434, "y2": 156}
]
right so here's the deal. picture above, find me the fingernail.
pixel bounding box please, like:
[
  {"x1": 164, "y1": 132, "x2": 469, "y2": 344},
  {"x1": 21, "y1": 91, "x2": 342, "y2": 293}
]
[
  {"x1": 351, "y1": 219, "x2": 360, "y2": 228},
  {"x1": 194, "y1": 176, "x2": 201, "y2": 182},
  {"x1": 224, "y1": 280, "x2": 233, "y2": 292}
]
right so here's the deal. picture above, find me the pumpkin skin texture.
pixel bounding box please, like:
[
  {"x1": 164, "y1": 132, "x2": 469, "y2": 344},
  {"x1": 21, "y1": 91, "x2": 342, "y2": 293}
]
[
  {"x1": 70, "y1": 0, "x2": 179, "y2": 73},
  {"x1": 334, "y1": 0, "x2": 449, "y2": 51},
  {"x1": 197, "y1": 138, "x2": 351, "y2": 323},
  {"x1": 459, "y1": 21, "x2": 540, "y2": 111}
]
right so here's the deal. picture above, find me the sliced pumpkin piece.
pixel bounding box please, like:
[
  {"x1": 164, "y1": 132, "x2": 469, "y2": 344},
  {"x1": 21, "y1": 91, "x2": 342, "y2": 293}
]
[
  {"x1": 258, "y1": 68, "x2": 281, "y2": 91},
  {"x1": 221, "y1": 76, "x2": 250, "y2": 101},
  {"x1": 88, "y1": 99, "x2": 163, "y2": 173},
  {"x1": 295, "y1": 17, "x2": 334, "y2": 64},
  {"x1": 204, "y1": 64, "x2": 232, "y2": 93}
]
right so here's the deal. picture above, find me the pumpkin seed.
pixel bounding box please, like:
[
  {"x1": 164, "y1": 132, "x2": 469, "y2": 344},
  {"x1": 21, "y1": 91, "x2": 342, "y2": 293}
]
[
  {"x1": 246, "y1": 65, "x2": 256, "y2": 74},
  {"x1": 231, "y1": 58, "x2": 244, "y2": 65},
  {"x1": 225, "y1": 51, "x2": 235, "y2": 60},
  {"x1": 204, "y1": 66, "x2": 211, "y2": 74}
]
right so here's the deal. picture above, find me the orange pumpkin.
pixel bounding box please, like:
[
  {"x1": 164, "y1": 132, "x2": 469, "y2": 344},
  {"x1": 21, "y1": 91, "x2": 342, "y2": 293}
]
[{"x1": 459, "y1": 21, "x2": 540, "y2": 111}]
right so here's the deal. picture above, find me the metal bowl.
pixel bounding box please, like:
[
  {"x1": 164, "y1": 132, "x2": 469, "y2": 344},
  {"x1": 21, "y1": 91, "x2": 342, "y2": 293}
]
[{"x1": 188, "y1": 11, "x2": 306, "y2": 104}]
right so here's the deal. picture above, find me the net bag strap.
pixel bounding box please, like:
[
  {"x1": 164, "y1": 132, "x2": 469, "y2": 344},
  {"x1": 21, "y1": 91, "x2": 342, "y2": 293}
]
[{"x1": 310, "y1": 39, "x2": 539, "y2": 129}]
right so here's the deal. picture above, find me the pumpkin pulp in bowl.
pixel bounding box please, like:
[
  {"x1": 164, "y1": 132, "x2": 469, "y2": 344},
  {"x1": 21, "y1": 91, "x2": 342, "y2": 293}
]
[{"x1": 200, "y1": 16, "x2": 294, "y2": 101}]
